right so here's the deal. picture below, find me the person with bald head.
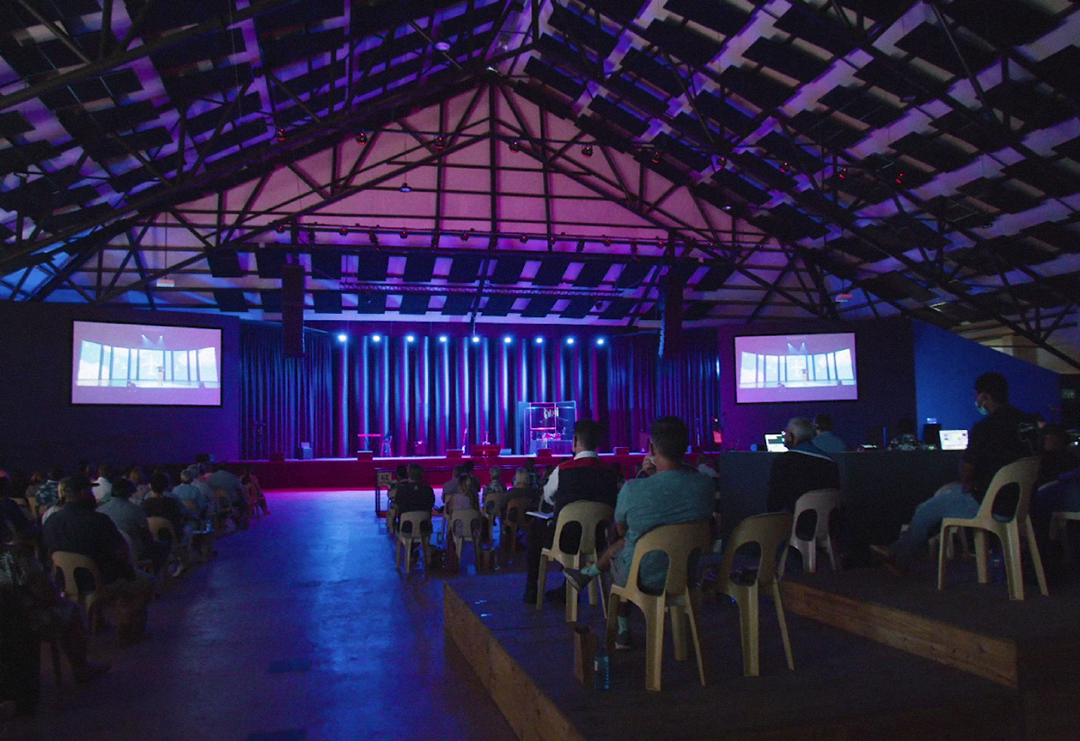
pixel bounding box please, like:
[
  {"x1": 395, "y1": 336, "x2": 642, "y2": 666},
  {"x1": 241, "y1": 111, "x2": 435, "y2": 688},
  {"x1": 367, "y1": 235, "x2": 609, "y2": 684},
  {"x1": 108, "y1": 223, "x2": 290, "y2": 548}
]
[{"x1": 766, "y1": 417, "x2": 840, "y2": 514}]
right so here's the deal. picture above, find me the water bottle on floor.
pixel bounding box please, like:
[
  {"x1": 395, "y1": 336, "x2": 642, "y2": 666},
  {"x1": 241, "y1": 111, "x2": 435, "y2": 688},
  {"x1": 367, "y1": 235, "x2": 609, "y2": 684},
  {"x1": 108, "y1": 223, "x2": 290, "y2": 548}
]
[
  {"x1": 990, "y1": 549, "x2": 1006, "y2": 583},
  {"x1": 594, "y1": 649, "x2": 610, "y2": 690}
]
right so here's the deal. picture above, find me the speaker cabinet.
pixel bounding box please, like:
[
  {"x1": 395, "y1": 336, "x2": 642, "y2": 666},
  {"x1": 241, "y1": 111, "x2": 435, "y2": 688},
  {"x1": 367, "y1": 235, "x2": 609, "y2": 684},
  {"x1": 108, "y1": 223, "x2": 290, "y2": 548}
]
[
  {"x1": 281, "y1": 263, "x2": 305, "y2": 357},
  {"x1": 659, "y1": 275, "x2": 683, "y2": 359}
]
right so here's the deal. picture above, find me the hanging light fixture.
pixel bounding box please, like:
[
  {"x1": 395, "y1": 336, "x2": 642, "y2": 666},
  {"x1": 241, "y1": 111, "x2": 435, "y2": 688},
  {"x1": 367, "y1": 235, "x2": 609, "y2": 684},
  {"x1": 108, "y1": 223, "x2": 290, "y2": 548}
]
[
  {"x1": 582, "y1": 144, "x2": 593, "y2": 157},
  {"x1": 356, "y1": 132, "x2": 367, "y2": 144},
  {"x1": 399, "y1": 182, "x2": 412, "y2": 193}
]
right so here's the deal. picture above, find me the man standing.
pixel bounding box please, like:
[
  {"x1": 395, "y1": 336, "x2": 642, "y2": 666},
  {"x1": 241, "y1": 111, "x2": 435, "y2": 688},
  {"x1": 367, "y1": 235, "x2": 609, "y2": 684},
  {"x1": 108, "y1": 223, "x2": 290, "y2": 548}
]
[
  {"x1": 563, "y1": 416, "x2": 714, "y2": 649},
  {"x1": 767, "y1": 417, "x2": 840, "y2": 514},
  {"x1": 873, "y1": 372, "x2": 1030, "y2": 574},
  {"x1": 524, "y1": 419, "x2": 619, "y2": 604}
]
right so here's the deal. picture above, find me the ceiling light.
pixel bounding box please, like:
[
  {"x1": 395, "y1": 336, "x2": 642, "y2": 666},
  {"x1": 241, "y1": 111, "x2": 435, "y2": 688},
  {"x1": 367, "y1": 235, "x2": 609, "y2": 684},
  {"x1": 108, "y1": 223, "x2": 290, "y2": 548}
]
[
  {"x1": 406, "y1": 334, "x2": 416, "y2": 343},
  {"x1": 276, "y1": 224, "x2": 286, "y2": 233},
  {"x1": 337, "y1": 333, "x2": 348, "y2": 343},
  {"x1": 566, "y1": 337, "x2": 575, "y2": 345},
  {"x1": 509, "y1": 139, "x2": 521, "y2": 152},
  {"x1": 519, "y1": 234, "x2": 528, "y2": 243},
  {"x1": 582, "y1": 144, "x2": 593, "y2": 157},
  {"x1": 650, "y1": 150, "x2": 661, "y2": 164},
  {"x1": 399, "y1": 182, "x2": 412, "y2": 193},
  {"x1": 372, "y1": 334, "x2": 382, "y2": 343},
  {"x1": 471, "y1": 335, "x2": 480, "y2": 344},
  {"x1": 780, "y1": 161, "x2": 790, "y2": 174},
  {"x1": 438, "y1": 335, "x2": 448, "y2": 343},
  {"x1": 596, "y1": 338, "x2": 606, "y2": 346},
  {"x1": 400, "y1": 228, "x2": 409, "y2": 239},
  {"x1": 838, "y1": 167, "x2": 848, "y2": 180},
  {"x1": 535, "y1": 337, "x2": 544, "y2": 344},
  {"x1": 503, "y1": 336, "x2": 512, "y2": 344},
  {"x1": 276, "y1": 127, "x2": 286, "y2": 142},
  {"x1": 434, "y1": 135, "x2": 446, "y2": 150},
  {"x1": 894, "y1": 172, "x2": 905, "y2": 185},
  {"x1": 356, "y1": 132, "x2": 367, "y2": 144},
  {"x1": 460, "y1": 231, "x2": 469, "y2": 241},
  {"x1": 339, "y1": 227, "x2": 348, "y2": 236},
  {"x1": 434, "y1": 40, "x2": 452, "y2": 51}
]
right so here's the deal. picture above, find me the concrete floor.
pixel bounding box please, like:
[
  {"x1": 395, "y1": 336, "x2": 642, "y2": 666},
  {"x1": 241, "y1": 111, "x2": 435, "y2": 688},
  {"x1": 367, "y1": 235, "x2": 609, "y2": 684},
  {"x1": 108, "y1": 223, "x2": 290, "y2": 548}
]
[{"x1": 3, "y1": 490, "x2": 518, "y2": 741}]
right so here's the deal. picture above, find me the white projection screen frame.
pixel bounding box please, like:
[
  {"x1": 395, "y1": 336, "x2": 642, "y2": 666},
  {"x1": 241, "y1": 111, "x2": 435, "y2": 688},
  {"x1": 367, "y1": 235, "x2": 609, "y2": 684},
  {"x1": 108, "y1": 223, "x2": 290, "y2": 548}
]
[
  {"x1": 71, "y1": 320, "x2": 222, "y2": 406},
  {"x1": 735, "y1": 332, "x2": 858, "y2": 404}
]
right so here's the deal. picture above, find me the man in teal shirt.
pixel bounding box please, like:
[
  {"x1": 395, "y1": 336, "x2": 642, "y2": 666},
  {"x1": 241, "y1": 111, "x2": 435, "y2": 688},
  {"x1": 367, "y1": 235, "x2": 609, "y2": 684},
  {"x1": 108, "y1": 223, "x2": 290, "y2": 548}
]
[{"x1": 564, "y1": 416, "x2": 714, "y2": 650}]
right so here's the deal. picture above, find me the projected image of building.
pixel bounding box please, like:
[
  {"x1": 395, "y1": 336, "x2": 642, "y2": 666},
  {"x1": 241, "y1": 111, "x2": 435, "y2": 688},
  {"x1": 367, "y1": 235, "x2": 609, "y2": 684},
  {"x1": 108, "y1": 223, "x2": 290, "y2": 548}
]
[
  {"x1": 738, "y1": 342, "x2": 855, "y2": 391},
  {"x1": 76, "y1": 338, "x2": 220, "y2": 390}
]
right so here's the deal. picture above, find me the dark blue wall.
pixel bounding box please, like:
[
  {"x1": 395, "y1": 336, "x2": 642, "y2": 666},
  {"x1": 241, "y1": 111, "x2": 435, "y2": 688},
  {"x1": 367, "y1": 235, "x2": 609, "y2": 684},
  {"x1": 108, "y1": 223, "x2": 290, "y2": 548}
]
[
  {"x1": 0, "y1": 303, "x2": 240, "y2": 472},
  {"x1": 717, "y1": 317, "x2": 917, "y2": 450},
  {"x1": 913, "y1": 320, "x2": 1060, "y2": 433}
]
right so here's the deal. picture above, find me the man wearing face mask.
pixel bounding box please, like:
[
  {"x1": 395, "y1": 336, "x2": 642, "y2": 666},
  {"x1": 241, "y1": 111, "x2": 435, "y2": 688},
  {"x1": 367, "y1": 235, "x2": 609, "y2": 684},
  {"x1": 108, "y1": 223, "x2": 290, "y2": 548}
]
[{"x1": 872, "y1": 372, "x2": 1030, "y2": 575}]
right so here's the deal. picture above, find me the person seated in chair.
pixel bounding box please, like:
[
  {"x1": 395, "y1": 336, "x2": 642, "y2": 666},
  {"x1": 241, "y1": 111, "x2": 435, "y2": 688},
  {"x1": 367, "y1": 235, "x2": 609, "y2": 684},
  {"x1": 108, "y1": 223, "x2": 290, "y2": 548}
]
[
  {"x1": 563, "y1": 416, "x2": 714, "y2": 650},
  {"x1": 394, "y1": 465, "x2": 435, "y2": 563},
  {"x1": 872, "y1": 372, "x2": 1031, "y2": 576},
  {"x1": 767, "y1": 417, "x2": 840, "y2": 514},
  {"x1": 42, "y1": 476, "x2": 154, "y2": 642},
  {"x1": 99, "y1": 479, "x2": 169, "y2": 576},
  {"x1": 812, "y1": 414, "x2": 846, "y2": 454},
  {"x1": 524, "y1": 420, "x2": 619, "y2": 605}
]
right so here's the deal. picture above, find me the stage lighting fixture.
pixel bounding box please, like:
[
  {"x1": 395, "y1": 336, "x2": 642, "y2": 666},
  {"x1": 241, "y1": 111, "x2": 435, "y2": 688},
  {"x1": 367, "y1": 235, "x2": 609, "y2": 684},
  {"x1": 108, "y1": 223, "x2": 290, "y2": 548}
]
[
  {"x1": 471, "y1": 336, "x2": 480, "y2": 344},
  {"x1": 503, "y1": 336, "x2": 512, "y2": 344},
  {"x1": 368, "y1": 230, "x2": 379, "y2": 245},
  {"x1": 460, "y1": 231, "x2": 469, "y2": 241},
  {"x1": 434, "y1": 136, "x2": 446, "y2": 150},
  {"x1": 715, "y1": 156, "x2": 726, "y2": 170},
  {"x1": 519, "y1": 234, "x2": 528, "y2": 243},
  {"x1": 650, "y1": 150, "x2": 661, "y2": 164},
  {"x1": 276, "y1": 224, "x2": 286, "y2": 233},
  {"x1": 509, "y1": 139, "x2": 521, "y2": 152},
  {"x1": 535, "y1": 337, "x2": 544, "y2": 344},
  {"x1": 603, "y1": 236, "x2": 612, "y2": 247},
  {"x1": 596, "y1": 338, "x2": 606, "y2": 346},
  {"x1": 356, "y1": 132, "x2": 367, "y2": 144},
  {"x1": 582, "y1": 145, "x2": 593, "y2": 157},
  {"x1": 337, "y1": 333, "x2": 348, "y2": 343},
  {"x1": 372, "y1": 334, "x2": 382, "y2": 342},
  {"x1": 399, "y1": 182, "x2": 412, "y2": 193},
  {"x1": 780, "y1": 161, "x2": 790, "y2": 174},
  {"x1": 406, "y1": 334, "x2": 416, "y2": 343},
  {"x1": 339, "y1": 227, "x2": 348, "y2": 236},
  {"x1": 276, "y1": 127, "x2": 286, "y2": 142},
  {"x1": 400, "y1": 228, "x2": 409, "y2": 239},
  {"x1": 894, "y1": 172, "x2": 905, "y2": 185},
  {"x1": 439, "y1": 335, "x2": 448, "y2": 343},
  {"x1": 838, "y1": 167, "x2": 848, "y2": 180},
  {"x1": 566, "y1": 337, "x2": 575, "y2": 345},
  {"x1": 434, "y1": 39, "x2": 452, "y2": 51}
]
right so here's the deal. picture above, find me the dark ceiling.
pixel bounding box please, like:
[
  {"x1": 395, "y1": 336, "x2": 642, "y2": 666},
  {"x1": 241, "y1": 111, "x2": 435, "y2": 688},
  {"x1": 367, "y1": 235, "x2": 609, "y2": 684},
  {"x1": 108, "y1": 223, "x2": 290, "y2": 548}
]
[{"x1": 1, "y1": 0, "x2": 1079, "y2": 366}]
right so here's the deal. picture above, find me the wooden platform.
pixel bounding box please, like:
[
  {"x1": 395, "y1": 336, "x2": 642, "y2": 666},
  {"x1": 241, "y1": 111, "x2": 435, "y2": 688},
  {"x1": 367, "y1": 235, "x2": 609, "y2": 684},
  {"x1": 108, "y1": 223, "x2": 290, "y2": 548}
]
[
  {"x1": 780, "y1": 564, "x2": 1080, "y2": 739},
  {"x1": 444, "y1": 574, "x2": 1022, "y2": 741}
]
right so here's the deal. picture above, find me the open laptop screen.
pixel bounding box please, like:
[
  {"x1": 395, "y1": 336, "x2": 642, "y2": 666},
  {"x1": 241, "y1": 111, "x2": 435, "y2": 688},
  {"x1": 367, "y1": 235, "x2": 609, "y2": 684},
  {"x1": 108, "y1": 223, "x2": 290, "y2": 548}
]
[
  {"x1": 939, "y1": 430, "x2": 969, "y2": 451},
  {"x1": 764, "y1": 433, "x2": 788, "y2": 453}
]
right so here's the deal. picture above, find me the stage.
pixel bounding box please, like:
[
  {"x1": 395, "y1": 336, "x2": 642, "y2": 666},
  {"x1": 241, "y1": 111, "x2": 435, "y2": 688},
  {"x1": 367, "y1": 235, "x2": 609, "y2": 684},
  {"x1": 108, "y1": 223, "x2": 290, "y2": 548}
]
[
  {"x1": 234, "y1": 452, "x2": 647, "y2": 495},
  {"x1": 444, "y1": 564, "x2": 1080, "y2": 741}
]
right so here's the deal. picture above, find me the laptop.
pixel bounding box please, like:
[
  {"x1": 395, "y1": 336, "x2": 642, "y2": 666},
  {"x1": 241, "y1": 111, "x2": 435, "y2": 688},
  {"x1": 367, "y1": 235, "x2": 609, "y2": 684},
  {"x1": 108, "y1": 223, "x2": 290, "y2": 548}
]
[
  {"x1": 939, "y1": 429, "x2": 969, "y2": 451},
  {"x1": 764, "y1": 433, "x2": 788, "y2": 453}
]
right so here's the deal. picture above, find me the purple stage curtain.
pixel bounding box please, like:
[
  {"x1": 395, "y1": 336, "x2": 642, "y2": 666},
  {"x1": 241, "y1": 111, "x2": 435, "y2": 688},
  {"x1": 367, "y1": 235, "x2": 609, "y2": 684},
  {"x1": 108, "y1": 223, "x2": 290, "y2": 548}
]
[
  {"x1": 240, "y1": 323, "x2": 335, "y2": 459},
  {"x1": 344, "y1": 335, "x2": 608, "y2": 457},
  {"x1": 607, "y1": 330, "x2": 721, "y2": 450}
]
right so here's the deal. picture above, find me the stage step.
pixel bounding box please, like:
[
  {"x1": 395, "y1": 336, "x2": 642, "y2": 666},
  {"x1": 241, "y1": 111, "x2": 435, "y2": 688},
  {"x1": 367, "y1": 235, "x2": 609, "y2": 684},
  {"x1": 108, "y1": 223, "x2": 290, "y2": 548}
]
[{"x1": 445, "y1": 574, "x2": 1020, "y2": 741}]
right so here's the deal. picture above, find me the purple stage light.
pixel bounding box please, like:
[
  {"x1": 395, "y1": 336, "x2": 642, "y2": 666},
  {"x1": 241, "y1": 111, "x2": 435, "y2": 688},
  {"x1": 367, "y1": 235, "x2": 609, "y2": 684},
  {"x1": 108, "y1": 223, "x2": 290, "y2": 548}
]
[
  {"x1": 596, "y1": 338, "x2": 606, "y2": 346},
  {"x1": 566, "y1": 337, "x2": 575, "y2": 345},
  {"x1": 535, "y1": 337, "x2": 544, "y2": 344}
]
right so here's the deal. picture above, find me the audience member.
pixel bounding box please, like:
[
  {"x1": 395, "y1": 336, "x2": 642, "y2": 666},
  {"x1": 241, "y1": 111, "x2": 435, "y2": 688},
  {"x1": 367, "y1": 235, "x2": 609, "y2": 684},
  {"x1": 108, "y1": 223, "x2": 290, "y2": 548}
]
[
  {"x1": 525, "y1": 420, "x2": 619, "y2": 604},
  {"x1": 483, "y1": 466, "x2": 507, "y2": 512},
  {"x1": 127, "y1": 466, "x2": 150, "y2": 502},
  {"x1": 888, "y1": 418, "x2": 928, "y2": 451},
  {"x1": 0, "y1": 542, "x2": 109, "y2": 689},
  {"x1": 206, "y1": 463, "x2": 247, "y2": 516},
  {"x1": 447, "y1": 474, "x2": 479, "y2": 514},
  {"x1": 563, "y1": 416, "x2": 714, "y2": 650},
  {"x1": 636, "y1": 455, "x2": 657, "y2": 478},
  {"x1": 40, "y1": 477, "x2": 75, "y2": 524},
  {"x1": 99, "y1": 479, "x2": 170, "y2": 575},
  {"x1": 812, "y1": 414, "x2": 847, "y2": 453},
  {"x1": 872, "y1": 372, "x2": 1030, "y2": 575},
  {"x1": 23, "y1": 471, "x2": 44, "y2": 510},
  {"x1": 143, "y1": 473, "x2": 190, "y2": 546},
  {"x1": 388, "y1": 465, "x2": 409, "y2": 506},
  {"x1": 92, "y1": 464, "x2": 113, "y2": 504},
  {"x1": 502, "y1": 468, "x2": 536, "y2": 519},
  {"x1": 34, "y1": 467, "x2": 63, "y2": 514},
  {"x1": 0, "y1": 478, "x2": 37, "y2": 544},
  {"x1": 42, "y1": 475, "x2": 154, "y2": 641},
  {"x1": 1035, "y1": 425, "x2": 1078, "y2": 487},
  {"x1": 170, "y1": 468, "x2": 213, "y2": 520},
  {"x1": 395, "y1": 464, "x2": 436, "y2": 516},
  {"x1": 441, "y1": 465, "x2": 465, "y2": 510},
  {"x1": 767, "y1": 417, "x2": 840, "y2": 514},
  {"x1": 241, "y1": 469, "x2": 270, "y2": 516}
]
